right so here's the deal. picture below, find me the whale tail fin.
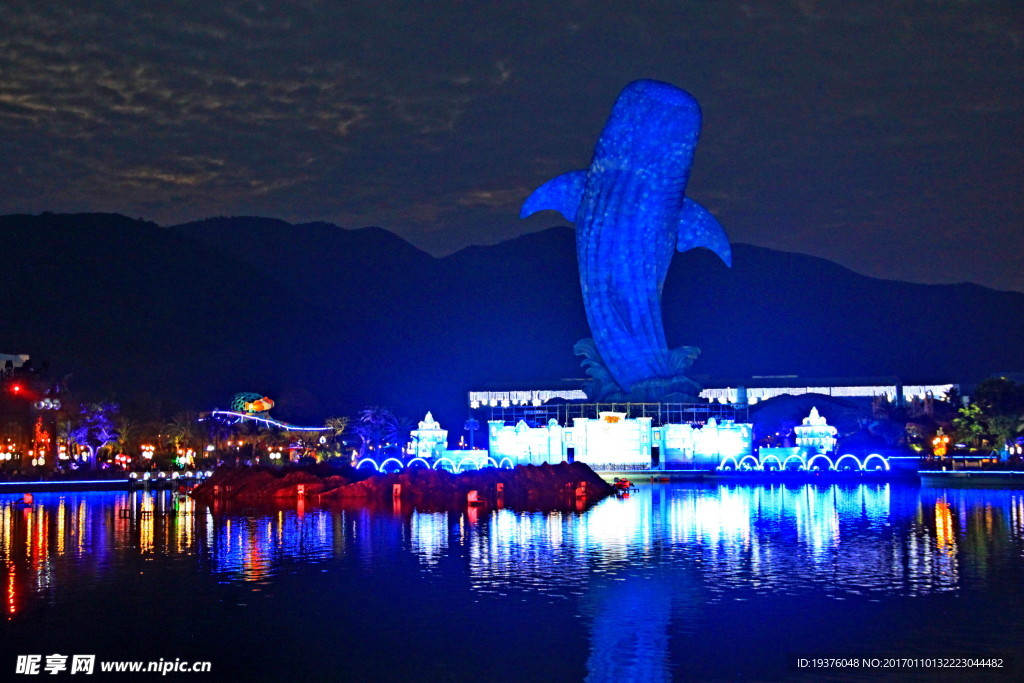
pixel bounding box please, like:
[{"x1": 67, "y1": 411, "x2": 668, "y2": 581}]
[
  {"x1": 677, "y1": 198, "x2": 732, "y2": 267},
  {"x1": 574, "y1": 338, "x2": 626, "y2": 401},
  {"x1": 668, "y1": 344, "x2": 701, "y2": 375},
  {"x1": 520, "y1": 171, "x2": 587, "y2": 222}
]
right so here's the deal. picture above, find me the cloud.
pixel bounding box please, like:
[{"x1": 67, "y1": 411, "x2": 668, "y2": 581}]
[
  {"x1": 0, "y1": 1, "x2": 1020, "y2": 290},
  {"x1": 456, "y1": 188, "x2": 531, "y2": 209}
]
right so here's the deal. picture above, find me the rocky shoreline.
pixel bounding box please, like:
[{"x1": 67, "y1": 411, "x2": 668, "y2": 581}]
[{"x1": 191, "y1": 461, "x2": 614, "y2": 510}]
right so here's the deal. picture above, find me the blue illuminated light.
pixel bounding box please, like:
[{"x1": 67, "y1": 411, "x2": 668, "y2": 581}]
[
  {"x1": 521, "y1": 79, "x2": 731, "y2": 401},
  {"x1": 433, "y1": 457, "x2": 456, "y2": 472},
  {"x1": 863, "y1": 454, "x2": 890, "y2": 471},
  {"x1": 835, "y1": 454, "x2": 862, "y2": 471},
  {"x1": 807, "y1": 454, "x2": 835, "y2": 471},
  {"x1": 354, "y1": 453, "x2": 501, "y2": 474},
  {"x1": 738, "y1": 455, "x2": 760, "y2": 471},
  {"x1": 782, "y1": 455, "x2": 806, "y2": 470},
  {"x1": 378, "y1": 457, "x2": 404, "y2": 473},
  {"x1": 715, "y1": 452, "x2": 892, "y2": 473},
  {"x1": 0, "y1": 479, "x2": 131, "y2": 486}
]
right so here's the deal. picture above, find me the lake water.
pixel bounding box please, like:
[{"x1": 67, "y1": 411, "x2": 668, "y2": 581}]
[{"x1": 1, "y1": 482, "x2": 1021, "y2": 681}]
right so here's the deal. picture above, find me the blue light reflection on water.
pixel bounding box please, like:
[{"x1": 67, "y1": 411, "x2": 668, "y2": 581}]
[{"x1": 2, "y1": 484, "x2": 1023, "y2": 680}]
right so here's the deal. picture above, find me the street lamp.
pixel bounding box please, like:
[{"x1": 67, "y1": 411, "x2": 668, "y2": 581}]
[{"x1": 464, "y1": 418, "x2": 480, "y2": 450}]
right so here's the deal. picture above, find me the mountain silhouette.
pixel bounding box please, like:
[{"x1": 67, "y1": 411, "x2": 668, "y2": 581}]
[{"x1": 2, "y1": 213, "x2": 1021, "y2": 429}]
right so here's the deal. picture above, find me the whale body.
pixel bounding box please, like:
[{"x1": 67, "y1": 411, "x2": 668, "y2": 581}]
[{"x1": 521, "y1": 79, "x2": 732, "y2": 397}]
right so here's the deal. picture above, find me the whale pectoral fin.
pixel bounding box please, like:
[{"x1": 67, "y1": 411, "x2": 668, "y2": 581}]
[
  {"x1": 520, "y1": 171, "x2": 587, "y2": 222},
  {"x1": 677, "y1": 198, "x2": 733, "y2": 267}
]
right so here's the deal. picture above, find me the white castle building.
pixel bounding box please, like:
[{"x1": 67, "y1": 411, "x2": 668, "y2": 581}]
[
  {"x1": 410, "y1": 412, "x2": 449, "y2": 460},
  {"x1": 793, "y1": 407, "x2": 837, "y2": 454}
]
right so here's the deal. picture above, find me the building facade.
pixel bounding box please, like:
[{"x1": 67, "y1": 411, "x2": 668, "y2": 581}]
[{"x1": 487, "y1": 412, "x2": 753, "y2": 471}]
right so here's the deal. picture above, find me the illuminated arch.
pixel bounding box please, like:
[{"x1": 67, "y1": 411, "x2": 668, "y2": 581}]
[
  {"x1": 456, "y1": 457, "x2": 480, "y2": 473},
  {"x1": 356, "y1": 458, "x2": 380, "y2": 472},
  {"x1": 407, "y1": 458, "x2": 430, "y2": 469},
  {"x1": 498, "y1": 457, "x2": 516, "y2": 469},
  {"x1": 433, "y1": 457, "x2": 456, "y2": 472},
  {"x1": 484, "y1": 457, "x2": 499, "y2": 469},
  {"x1": 738, "y1": 455, "x2": 761, "y2": 471},
  {"x1": 718, "y1": 456, "x2": 739, "y2": 471},
  {"x1": 379, "y1": 457, "x2": 404, "y2": 473},
  {"x1": 759, "y1": 454, "x2": 782, "y2": 471},
  {"x1": 863, "y1": 453, "x2": 890, "y2": 471},
  {"x1": 834, "y1": 454, "x2": 863, "y2": 471},
  {"x1": 782, "y1": 454, "x2": 806, "y2": 470},
  {"x1": 807, "y1": 454, "x2": 834, "y2": 471}
]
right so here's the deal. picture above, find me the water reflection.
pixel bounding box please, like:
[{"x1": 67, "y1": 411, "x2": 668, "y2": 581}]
[
  {"x1": 401, "y1": 484, "x2": 1001, "y2": 600},
  {"x1": 2, "y1": 485, "x2": 1024, "y2": 604},
  {"x1": 2, "y1": 483, "x2": 1024, "y2": 677},
  {"x1": 584, "y1": 577, "x2": 673, "y2": 683}
]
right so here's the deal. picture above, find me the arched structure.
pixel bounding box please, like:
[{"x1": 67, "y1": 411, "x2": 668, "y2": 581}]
[{"x1": 716, "y1": 452, "x2": 892, "y2": 473}]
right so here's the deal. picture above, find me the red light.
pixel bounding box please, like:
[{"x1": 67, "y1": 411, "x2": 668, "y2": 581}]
[{"x1": 8, "y1": 384, "x2": 21, "y2": 394}]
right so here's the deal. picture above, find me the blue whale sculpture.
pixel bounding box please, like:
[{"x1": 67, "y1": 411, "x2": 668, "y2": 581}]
[{"x1": 521, "y1": 79, "x2": 732, "y2": 401}]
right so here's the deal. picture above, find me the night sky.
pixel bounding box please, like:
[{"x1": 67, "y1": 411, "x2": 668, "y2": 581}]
[{"x1": 2, "y1": 2, "x2": 1021, "y2": 292}]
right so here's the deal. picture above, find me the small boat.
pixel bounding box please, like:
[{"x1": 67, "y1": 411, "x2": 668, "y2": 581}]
[{"x1": 612, "y1": 478, "x2": 635, "y2": 495}]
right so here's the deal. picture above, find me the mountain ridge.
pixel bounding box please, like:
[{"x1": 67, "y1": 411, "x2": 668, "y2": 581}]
[{"x1": 3, "y1": 212, "x2": 1021, "y2": 427}]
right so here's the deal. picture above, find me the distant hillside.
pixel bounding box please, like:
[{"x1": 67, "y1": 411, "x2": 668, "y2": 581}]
[
  {"x1": 0, "y1": 213, "x2": 308, "y2": 412},
  {"x1": 662, "y1": 243, "x2": 1024, "y2": 385},
  {"x1": 2, "y1": 213, "x2": 1022, "y2": 429}
]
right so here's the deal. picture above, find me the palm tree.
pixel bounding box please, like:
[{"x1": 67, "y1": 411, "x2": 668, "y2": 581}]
[
  {"x1": 394, "y1": 415, "x2": 415, "y2": 453},
  {"x1": 353, "y1": 407, "x2": 399, "y2": 459},
  {"x1": 324, "y1": 416, "x2": 350, "y2": 453},
  {"x1": 166, "y1": 411, "x2": 202, "y2": 452},
  {"x1": 232, "y1": 418, "x2": 272, "y2": 460},
  {"x1": 202, "y1": 414, "x2": 233, "y2": 453},
  {"x1": 112, "y1": 415, "x2": 140, "y2": 457}
]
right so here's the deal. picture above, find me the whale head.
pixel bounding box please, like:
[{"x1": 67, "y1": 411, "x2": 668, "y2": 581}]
[{"x1": 591, "y1": 80, "x2": 702, "y2": 184}]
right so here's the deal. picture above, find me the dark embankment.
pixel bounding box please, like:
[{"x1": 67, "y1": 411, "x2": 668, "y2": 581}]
[{"x1": 191, "y1": 462, "x2": 614, "y2": 510}]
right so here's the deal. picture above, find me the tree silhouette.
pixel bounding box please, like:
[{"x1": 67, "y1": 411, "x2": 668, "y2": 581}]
[
  {"x1": 69, "y1": 402, "x2": 120, "y2": 463},
  {"x1": 353, "y1": 406, "x2": 399, "y2": 458},
  {"x1": 955, "y1": 378, "x2": 1024, "y2": 452}
]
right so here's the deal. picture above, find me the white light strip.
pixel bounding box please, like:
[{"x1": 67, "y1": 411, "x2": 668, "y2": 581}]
[
  {"x1": 209, "y1": 410, "x2": 330, "y2": 431},
  {"x1": 699, "y1": 384, "x2": 956, "y2": 403},
  {"x1": 468, "y1": 389, "x2": 588, "y2": 406}
]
